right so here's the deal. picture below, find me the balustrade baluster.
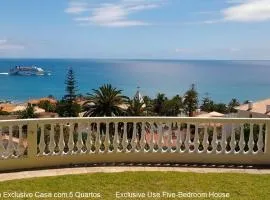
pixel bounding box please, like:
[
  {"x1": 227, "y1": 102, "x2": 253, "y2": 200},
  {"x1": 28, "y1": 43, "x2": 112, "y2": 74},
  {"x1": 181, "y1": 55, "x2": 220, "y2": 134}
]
[
  {"x1": 121, "y1": 122, "x2": 128, "y2": 152},
  {"x1": 202, "y1": 125, "x2": 208, "y2": 153},
  {"x1": 149, "y1": 123, "x2": 155, "y2": 152},
  {"x1": 6, "y1": 126, "x2": 15, "y2": 158},
  {"x1": 247, "y1": 123, "x2": 254, "y2": 154},
  {"x1": 229, "y1": 124, "x2": 236, "y2": 154},
  {"x1": 175, "y1": 124, "x2": 181, "y2": 153},
  {"x1": 239, "y1": 124, "x2": 245, "y2": 153},
  {"x1": 95, "y1": 123, "x2": 101, "y2": 153},
  {"x1": 194, "y1": 123, "x2": 199, "y2": 153},
  {"x1": 58, "y1": 124, "x2": 65, "y2": 155},
  {"x1": 113, "y1": 123, "x2": 119, "y2": 153},
  {"x1": 157, "y1": 123, "x2": 163, "y2": 152},
  {"x1": 17, "y1": 125, "x2": 25, "y2": 156},
  {"x1": 76, "y1": 123, "x2": 84, "y2": 154},
  {"x1": 68, "y1": 123, "x2": 74, "y2": 154},
  {"x1": 139, "y1": 123, "x2": 146, "y2": 152},
  {"x1": 184, "y1": 123, "x2": 190, "y2": 152},
  {"x1": 257, "y1": 124, "x2": 264, "y2": 153},
  {"x1": 86, "y1": 123, "x2": 92, "y2": 153},
  {"x1": 0, "y1": 126, "x2": 5, "y2": 158},
  {"x1": 104, "y1": 122, "x2": 109, "y2": 153},
  {"x1": 167, "y1": 124, "x2": 173, "y2": 153},
  {"x1": 220, "y1": 125, "x2": 226, "y2": 153},
  {"x1": 38, "y1": 124, "x2": 45, "y2": 156},
  {"x1": 49, "y1": 124, "x2": 56, "y2": 155},
  {"x1": 131, "y1": 122, "x2": 137, "y2": 152},
  {"x1": 211, "y1": 125, "x2": 217, "y2": 153}
]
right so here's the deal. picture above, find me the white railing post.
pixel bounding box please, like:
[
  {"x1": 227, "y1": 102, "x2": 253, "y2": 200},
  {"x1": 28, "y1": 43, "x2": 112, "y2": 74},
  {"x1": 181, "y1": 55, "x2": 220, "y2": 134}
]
[
  {"x1": 104, "y1": 122, "x2": 109, "y2": 153},
  {"x1": 58, "y1": 124, "x2": 65, "y2": 155},
  {"x1": 38, "y1": 124, "x2": 45, "y2": 156},
  {"x1": 113, "y1": 122, "x2": 119, "y2": 153},
  {"x1": 27, "y1": 121, "x2": 38, "y2": 159}
]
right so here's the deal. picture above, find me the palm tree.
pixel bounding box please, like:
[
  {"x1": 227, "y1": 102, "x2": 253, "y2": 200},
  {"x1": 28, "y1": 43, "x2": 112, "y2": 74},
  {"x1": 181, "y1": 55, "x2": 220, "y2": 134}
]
[
  {"x1": 228, "y1": 98, "x2": 240, "y2": 113},
  {"x1": 153, "y1": 93, "x2": 167, "y2": 115},
  {"x1": 83, "y1": 84, "x2": 128, "y2": 117},
  {"x1": 18, "y1": 103, "x2": 37, "y2": 119},
  {"x1": 183, "y1": 84, "x2": 198, "y2": 117},
  {"x1": 127, "y1": 98, "x2": 151, "y2": 116}
]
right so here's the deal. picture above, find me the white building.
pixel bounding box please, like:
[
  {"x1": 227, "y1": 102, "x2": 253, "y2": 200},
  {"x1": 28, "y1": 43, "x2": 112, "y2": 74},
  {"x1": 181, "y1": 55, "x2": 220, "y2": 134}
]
[
  {"x1": 134, "y1": 87, "x2": 144, "y2": 104},
  {"x1": 235, "y1": 99, "x2": 270, "y2": 118}
]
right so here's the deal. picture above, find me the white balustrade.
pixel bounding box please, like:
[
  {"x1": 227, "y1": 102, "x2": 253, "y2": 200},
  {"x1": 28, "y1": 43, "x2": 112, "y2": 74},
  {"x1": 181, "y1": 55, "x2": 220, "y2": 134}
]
[{"x1": 0, "y1": 117, "x2": 270, "y2": 171}]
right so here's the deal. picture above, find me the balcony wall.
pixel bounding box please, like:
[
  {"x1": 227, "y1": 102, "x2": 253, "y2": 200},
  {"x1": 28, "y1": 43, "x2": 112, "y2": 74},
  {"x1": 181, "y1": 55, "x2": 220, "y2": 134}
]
[{"x1": 0, "y1": 117, "x2": 269, "y2": 172}]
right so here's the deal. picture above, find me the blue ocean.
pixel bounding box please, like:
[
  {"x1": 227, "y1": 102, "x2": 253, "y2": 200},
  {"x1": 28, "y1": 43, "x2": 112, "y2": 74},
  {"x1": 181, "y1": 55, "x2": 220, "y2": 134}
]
[{"x1": 0, "y1": 59, "x2": 269, "y2": 103}]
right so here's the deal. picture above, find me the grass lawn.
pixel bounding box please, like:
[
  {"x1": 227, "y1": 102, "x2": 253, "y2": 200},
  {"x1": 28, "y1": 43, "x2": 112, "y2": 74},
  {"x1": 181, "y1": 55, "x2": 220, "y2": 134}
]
[{"x1": 0, "y1": 171, "x2": 269, "y2": 200}]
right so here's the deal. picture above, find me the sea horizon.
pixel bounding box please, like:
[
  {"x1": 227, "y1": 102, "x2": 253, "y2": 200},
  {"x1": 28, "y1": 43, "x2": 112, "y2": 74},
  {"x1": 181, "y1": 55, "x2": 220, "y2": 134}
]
[
  {"x1": 1, "y1": 59, "x2": 270, "y2": 104},
  {"x1": 1, "y1": 58, "x2": 270, "y2": 61}
]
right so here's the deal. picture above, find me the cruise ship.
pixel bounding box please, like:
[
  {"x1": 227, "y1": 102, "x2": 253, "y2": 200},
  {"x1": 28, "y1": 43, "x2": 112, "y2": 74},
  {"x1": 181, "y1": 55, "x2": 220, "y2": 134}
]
[{"x1": 9, "y1": 66, "x2": 47, "y2": 76}]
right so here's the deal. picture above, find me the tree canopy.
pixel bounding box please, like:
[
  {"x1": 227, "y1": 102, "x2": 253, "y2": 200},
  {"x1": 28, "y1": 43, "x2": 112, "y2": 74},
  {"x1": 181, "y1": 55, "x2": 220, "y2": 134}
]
[{"x1": 83, "y1": 84, "x2": 128, "y2": 117}]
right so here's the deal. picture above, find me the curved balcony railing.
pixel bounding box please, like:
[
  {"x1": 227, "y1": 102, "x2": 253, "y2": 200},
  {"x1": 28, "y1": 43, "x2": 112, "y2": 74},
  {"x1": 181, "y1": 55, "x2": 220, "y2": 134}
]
[{"x1": 0, "y1": 117, "x2": 269, "y2": 171}]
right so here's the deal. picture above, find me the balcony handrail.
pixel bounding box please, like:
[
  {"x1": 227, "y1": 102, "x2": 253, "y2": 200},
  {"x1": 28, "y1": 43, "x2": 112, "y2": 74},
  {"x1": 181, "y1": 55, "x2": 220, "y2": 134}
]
[{"x1": 0, "y1": 117, "x2": 269, "y2": 124}]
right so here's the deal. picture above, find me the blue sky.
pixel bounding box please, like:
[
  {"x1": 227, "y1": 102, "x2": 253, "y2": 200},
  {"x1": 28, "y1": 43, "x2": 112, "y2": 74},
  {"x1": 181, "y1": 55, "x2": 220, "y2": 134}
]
[{"x1": 0, "y1": 0, "x2": 270, "y2": 59}]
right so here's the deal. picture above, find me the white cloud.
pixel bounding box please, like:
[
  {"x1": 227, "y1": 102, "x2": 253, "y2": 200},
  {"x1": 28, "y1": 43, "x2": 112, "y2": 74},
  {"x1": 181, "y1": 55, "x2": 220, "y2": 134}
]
[
  {"x1": 226, "y1": 0, "x2": 248, "y2": 4},
  {"x1": 98, "y1": 20, "x2": 149, "y2": 27},
  {"x1": 0, "y1": 39, "x2": 24, "y2": 50},
  {"x1": 197, "y1": 0, "x2": 270, "y2": 24},
  {"x1": 65, "y1": 2, "x2": 89, "y2": 14},
  {"x1": 67, "y1": 0, "x2": 164, "y2": 27},
  {"x1": 223, "y1": 0, "x2": 270, "y2": 22}
]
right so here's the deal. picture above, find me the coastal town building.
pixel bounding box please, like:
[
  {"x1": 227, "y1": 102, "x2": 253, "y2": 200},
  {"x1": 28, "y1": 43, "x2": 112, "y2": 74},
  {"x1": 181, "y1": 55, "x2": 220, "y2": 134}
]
[
  {"x1": 28, "y1": 97, "x2": 57, "y2": 106},
  {"x1": 235, "y1": 99, "x2": 270, "y2": 118},
  {"x1": 195, "y1": 111, "x2": 225, "y2": 118},
  {"x1": 0, "y1": 102, "x2": 49, "y2": 119},
  {"x1": 134, "y1": 87, "x2": 144, "y2": 104},
  {"x1": 0, "y1": 103, "x2": 16, "y2": 113}
]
